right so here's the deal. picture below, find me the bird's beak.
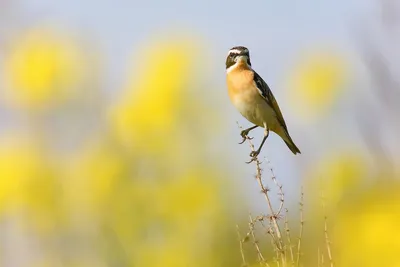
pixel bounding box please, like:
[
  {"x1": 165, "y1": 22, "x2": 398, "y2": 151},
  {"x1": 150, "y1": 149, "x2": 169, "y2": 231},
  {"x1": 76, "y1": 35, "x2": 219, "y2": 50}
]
[{"x1": 236, "y1": 55, "x2": 248, "y2": 63}]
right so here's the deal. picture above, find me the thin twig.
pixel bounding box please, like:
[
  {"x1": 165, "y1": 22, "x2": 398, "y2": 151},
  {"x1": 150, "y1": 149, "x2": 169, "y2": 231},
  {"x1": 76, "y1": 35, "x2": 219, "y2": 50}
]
[
  {"x1": 318, "y1": 247, "x2": 321, "y2": 267},
  {"x1": 248, "y1": 214, "x2": 270, "y2": 266},
  {"x1": 324, "y1": 216, "x2": 333, "y2": 267},
  {"x1": 256, "y1": 215, "x2": 280, "y2": 252},
  {"x1": 266, "y1": 158, "x2": 285, "y2": 216},
  {"x1": 284, "y1": 208, "x2": 295, "y2": 266},
  {"x1": 268, "y1": 219, "x2": 282, "y2": 263},
  {"x1": 237, "y1": 123, "x2": 286, "y2": 266},
  {"x1": 252, "y1": 143, "x2": 284, "y2": 244},
  {"x1": 271, "y1": 234, "x2": 280, "y2": 267},
  {"x1": 296, "y1": 187, "x2": 304, "y2": 267},
  {"x1": 249, "y1": 142, "x2": 285, "y2": 265},
  {"x1": 321, "y1": 191, "x2": 334, "y2": 267},
  {"x1": 237, "y1": 225, "x2": 248, "y2": 267}
]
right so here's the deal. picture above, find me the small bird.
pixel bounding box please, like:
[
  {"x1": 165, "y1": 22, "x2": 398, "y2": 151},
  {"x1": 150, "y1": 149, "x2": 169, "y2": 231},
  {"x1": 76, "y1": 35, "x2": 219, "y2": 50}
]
[{"x1": 225, "y1": 46, "x2": 300, "y2": 159}]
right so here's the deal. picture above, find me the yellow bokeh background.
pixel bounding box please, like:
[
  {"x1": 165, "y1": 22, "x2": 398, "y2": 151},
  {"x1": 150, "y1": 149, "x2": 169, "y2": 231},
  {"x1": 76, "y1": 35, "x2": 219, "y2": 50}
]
[
  {"x1": 0, "y1": 27, "x2": 241, "y2": 266},
  {"x1": 0, "y1": 11, "x2": 399, "y2": 266},
  {"x1": 288, "y1": 49, "x2": 349, "y2": 120},
  {"x1": 3, "y1": 27, "x2": 88, "y2": 110}
]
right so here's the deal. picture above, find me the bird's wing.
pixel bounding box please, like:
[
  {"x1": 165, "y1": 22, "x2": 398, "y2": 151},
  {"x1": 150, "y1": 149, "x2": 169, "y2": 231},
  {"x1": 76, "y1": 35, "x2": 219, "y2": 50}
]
[{"x1": 253, "y1": 71, "x2": 288, "y2": 132}]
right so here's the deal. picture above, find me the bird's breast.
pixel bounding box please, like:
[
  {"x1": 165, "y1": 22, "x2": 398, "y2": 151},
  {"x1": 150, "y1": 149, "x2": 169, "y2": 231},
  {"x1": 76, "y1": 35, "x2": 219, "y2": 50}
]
[
  {"x1": 230, "y1": 88, "x2": 275, "y2": 127},
  {"x1": 226, "y1": 67, "x2": 277, "y2": 128}
]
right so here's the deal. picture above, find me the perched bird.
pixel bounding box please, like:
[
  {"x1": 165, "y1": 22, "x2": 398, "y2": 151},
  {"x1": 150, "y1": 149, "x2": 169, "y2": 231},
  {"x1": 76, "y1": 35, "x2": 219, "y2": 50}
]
[{"x1": 225, "y1": 46, "x2": 300, "y2": 159}]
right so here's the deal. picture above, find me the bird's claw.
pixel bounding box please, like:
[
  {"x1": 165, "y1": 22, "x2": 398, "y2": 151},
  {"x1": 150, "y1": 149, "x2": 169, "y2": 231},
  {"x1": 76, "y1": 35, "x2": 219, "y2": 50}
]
[
  {"x1": 240, "y1": 129, "x2": 249, "y2": 137},
  {"x1": 246, "y1": 156, "x2": 257, "y2": 164},
  {"x1": 238, "y1": 136, "x2": 253, "y2": 144},
  {"x1": 239, "y1": 131, "x2": 253, "y2": 144},
  {"x1": 245, "y1": 150, "x2": 260, "y2": 164},
  {"x1": 250, "y1": 150, "x2": 260, "y2": 158}
]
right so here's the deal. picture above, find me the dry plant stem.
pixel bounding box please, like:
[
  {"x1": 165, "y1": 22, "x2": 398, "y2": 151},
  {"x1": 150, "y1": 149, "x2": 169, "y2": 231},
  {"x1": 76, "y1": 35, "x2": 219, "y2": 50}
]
[
  {"x1": 321, "y1": 191, "x2": 334, "y2": 267},
  {"x1": 256, "y1": 216, "x2": 280, "y2": 252},
  {"x1": 244, "y1": 133, "x2": 285, "y2": 266},
  {"x1": 284, "y1": 209, "x2": 295, "y2": 266},
  {"x1": 266, "y1": 220, "x2": 281, "y2": 262},
  {"x1": 318, "y1": 247, "x2": 321, "y2": 267},
  {"x1": 270, "y1": 236, "x2": 280, "y2": 267},
  {"x1": 248, "y1": 215, "x2": 270, "y2": 267},
  {"x1": 296, "y1": 188, "x2": 304, "y2": 267},
  {"x1": 267, "y1": 219, "x2": 280, "y2": 250},
  {"x1": 237, "y1": 225, "x2": 248, "y2": 267},
  {"x1": 324, "y1": 216, "x2": 333, "y2": 267},
  {"x1": 266, "y1": 159, "x2": 285, "y2": 216}
]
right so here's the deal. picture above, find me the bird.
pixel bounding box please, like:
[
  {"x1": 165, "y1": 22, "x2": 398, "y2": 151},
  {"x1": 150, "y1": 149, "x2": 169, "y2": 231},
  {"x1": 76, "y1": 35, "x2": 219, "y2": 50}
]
[{"x1": 225, "y1": 46, "x2": 300, "y2": 160}]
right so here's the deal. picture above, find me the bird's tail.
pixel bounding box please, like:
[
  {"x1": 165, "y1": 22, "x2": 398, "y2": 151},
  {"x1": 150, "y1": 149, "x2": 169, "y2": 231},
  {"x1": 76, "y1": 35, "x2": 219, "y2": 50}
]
[
  {"x1": 277, "y1": 128, "x2": 301, "y2": 155},
  {"x1": 284, "y1": 138, "x2": 301, "y2": 155}
]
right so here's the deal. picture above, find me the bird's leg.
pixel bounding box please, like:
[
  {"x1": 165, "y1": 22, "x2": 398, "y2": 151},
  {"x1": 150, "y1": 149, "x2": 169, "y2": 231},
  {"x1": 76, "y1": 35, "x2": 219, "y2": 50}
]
[
  {"x1": 249, "y1": 123, "x2": 269, "y2": 158},
  {"x1": 239, "y1": 125, "x2": 259, "y2": 144}
]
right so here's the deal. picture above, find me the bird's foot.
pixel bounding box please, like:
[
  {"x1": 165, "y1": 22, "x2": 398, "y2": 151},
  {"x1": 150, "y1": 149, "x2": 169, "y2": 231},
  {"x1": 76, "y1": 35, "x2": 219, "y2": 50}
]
[
  {"x1": 246, "y1": 150, "x2": 260, "y2": 164},
  {"x1": 246, "y1": 157, "x2": 256, "y2": 164},
  {"x1": 239, "y1": 130, "x2": 253, "y2": 144},
  {"x1": 250, "y1": 150, "x2": 260, "y2": 158}
]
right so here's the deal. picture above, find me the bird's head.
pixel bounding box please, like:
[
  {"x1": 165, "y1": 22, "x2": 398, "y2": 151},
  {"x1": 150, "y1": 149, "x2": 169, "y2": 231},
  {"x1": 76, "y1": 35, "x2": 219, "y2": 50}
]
[{"x1": 225, "y1": 46, "x2": 251, "y2": 71}]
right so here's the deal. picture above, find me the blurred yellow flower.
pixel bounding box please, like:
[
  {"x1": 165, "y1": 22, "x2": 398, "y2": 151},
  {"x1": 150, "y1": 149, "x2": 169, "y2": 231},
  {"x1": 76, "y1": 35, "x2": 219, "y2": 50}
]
[
  {"x1": 306, "y1": 151, "x2": 368, "y2": 208},
  {"x1": 137, "y1": 243, "x2": 194, "y2": 267},
  {"x1": 3, "y1": 26, "x2": 85, "y2": 110},
  {"x1": 64, "y1": 139, "x2": 129, "y2": 214},
  {"x1": 124, "y1": 170, "x2": 226, "y2": 267},
  {"x1": 155, "y1": 170, "x2": 223, "y2": 223},
  {"x1": 288, "y1": 50, "x2": 349, "y2": 120},
  {"x1": 0, "y1": 31, "x2": 241, "y2": 266},
  {"x1": 110, "y1": 37, "x2": 200, "y2": 153},
  {"x1": 334, "y1": 183, "x2": 400, "y2": 267},
  {"x1": 0, "y1": 134, "x2": 60, "y2": 232}
]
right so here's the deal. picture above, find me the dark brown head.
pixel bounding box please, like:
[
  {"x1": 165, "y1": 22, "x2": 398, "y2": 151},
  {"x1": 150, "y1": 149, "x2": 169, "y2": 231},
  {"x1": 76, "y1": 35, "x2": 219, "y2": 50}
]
[{"x1": 225, "y1": 46, "x2": 251, "y2": 70}]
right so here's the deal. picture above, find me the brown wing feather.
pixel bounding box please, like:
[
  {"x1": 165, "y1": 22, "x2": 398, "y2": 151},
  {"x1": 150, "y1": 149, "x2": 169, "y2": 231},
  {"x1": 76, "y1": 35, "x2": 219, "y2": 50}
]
[{"x1": 253, "y1": 71, "x2": 288, "y2": 132}]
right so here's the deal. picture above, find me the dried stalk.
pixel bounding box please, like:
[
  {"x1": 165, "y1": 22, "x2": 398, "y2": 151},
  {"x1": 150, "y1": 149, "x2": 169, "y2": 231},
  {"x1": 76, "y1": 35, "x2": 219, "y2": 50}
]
[
  {"x1": 236, "y1": 225, "x2": 248, "y2": 267},
  {"x1": 324, "y1": 215, "x2": 333, "y2": 267},
  {"x1": 239, "y1": 126, "x2": 285, "y2": 266},
  {"x1": 296, "y1": 188, "x2": 304, "y2": 267},
  {"x1": 248, "y1": 215, "x2": 270, "y2": 266},
  {"x1": 321, "y1": 191, "x2": 333, "y2": 267},
  {"x1": 266, "y1": 158, "x2": 285, "y2": 216},
  {"x1": 284, "y1": 208, "x2": 294, "y2": 266},
  {"x1": 318, "y1": 247, "x2": 321, "y2": 267}
]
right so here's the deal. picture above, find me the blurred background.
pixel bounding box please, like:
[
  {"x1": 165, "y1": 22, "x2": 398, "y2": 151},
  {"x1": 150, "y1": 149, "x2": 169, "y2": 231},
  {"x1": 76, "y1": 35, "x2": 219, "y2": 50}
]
[{"x1": 1, "y1": 0, "x2": 400, "y2": 266}]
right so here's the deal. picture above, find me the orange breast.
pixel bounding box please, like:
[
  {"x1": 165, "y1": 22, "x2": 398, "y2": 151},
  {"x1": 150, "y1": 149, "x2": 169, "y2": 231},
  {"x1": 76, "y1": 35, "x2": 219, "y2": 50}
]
[{"x1": 226, "y1": 64, "x2": 255, "y2": 102}]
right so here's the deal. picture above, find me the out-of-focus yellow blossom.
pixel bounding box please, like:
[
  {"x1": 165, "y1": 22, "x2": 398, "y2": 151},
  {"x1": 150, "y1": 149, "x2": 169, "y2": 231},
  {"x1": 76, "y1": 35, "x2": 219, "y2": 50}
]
[
  {"x1": 64, "y1": 140, "x2": 129, "y2": 215},
  {"x1": 0, "y1": 31, "x2": 242, "y2": 266},
  {"x1": 334, "y1": 182, "x2": 400, "y2": 267},
  {"x1": 3, "y1": 26, "x2": 85, "y2": 110},
  {"x1": 110, "y1": 37, "x2": 200, "y2": 153},
  {"x1": 106, "y1": 170, "x2": 230, "y2": 267},
  {"x1": 288, "y1": 50, "x2": 349, "y2": 120},
  {"x1": 137, "y1": 243, "x2": 196, "y2": 267},
  {"x1": 301, "y1": 150, "x2": 370, "y2": 266},
  {"x1": 155, "y1": 170, "x2": 223, "y2": 223},
  {"x1": 0, "y1": 134, "x2": 60, "y2": 232},
  {"x1": 60, "y1": 133, "x2": 236, "y2": 267},
  {"x1": 306, "y1": 151, "x2": 368, "y2": 206}
]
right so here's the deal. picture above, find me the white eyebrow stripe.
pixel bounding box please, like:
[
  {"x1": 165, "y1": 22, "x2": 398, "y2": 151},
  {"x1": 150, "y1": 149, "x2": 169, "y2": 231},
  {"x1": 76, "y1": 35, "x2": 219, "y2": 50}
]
[{"x1": 229, "y1": 48, "x2": 248, "y2": 55}]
